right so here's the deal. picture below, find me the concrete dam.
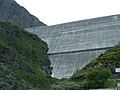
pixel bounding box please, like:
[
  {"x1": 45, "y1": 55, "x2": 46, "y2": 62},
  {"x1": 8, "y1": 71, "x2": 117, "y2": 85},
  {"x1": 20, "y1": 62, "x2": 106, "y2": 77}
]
[{"x1": 26, "y1": 14, "x2": 120, "y2": 79}]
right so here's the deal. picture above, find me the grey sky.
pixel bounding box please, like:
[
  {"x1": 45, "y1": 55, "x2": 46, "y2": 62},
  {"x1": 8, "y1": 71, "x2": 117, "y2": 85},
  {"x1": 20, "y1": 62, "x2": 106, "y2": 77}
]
[{"x1": 15, "y1": 0, "x2": 120, "y2": 25}]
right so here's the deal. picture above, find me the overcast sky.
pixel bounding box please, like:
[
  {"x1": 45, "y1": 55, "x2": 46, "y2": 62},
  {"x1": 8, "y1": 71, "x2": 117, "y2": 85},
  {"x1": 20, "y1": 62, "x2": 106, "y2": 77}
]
[{"x1": 15, "y1": 0, "x2": 120, "y2": 25}]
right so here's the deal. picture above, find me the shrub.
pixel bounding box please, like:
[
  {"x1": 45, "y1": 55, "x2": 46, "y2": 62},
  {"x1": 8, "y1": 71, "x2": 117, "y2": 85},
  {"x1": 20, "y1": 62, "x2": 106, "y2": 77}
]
[{"x1": 86, "y1": 67, "x2": 111, "y2": 89}]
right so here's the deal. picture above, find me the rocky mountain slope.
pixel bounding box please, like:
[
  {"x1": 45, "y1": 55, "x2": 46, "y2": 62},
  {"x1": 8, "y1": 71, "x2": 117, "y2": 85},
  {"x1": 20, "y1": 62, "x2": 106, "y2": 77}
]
[
  {"x1": 0, "y1": 0, "x2": 46, "y2": 28},
  {"x1": 0, "y1": 21, "x2": 56, "y2": 90}
]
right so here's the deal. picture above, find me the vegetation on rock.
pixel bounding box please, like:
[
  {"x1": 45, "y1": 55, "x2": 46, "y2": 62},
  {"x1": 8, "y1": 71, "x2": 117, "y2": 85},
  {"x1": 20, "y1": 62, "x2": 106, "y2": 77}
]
[{"x1": 0, "y1": 21, "x2": 56, "y2": 90}]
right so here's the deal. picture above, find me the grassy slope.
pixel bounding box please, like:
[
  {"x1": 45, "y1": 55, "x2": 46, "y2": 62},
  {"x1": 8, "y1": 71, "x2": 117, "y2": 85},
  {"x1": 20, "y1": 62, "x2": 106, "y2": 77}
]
[
  {"x1": 0, "y1": 21, "x2": 57, "y2": 90},
  {"x1": 73, "y1": 44, "x2": 120, "y2": 77},
  {"x1": 50, "y1": 44, "x2": 120, "y2": 90}
]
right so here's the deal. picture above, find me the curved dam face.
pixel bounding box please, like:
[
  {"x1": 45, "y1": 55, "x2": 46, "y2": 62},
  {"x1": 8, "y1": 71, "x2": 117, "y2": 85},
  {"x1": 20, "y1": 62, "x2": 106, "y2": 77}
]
[{"x1": 26, "y1": 14, "x2": 120, "y2": 79}]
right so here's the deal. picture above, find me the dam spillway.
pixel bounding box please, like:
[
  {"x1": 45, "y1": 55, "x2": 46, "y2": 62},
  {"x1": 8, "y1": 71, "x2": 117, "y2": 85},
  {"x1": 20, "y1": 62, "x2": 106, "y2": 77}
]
[{"x1": 26, "y1": 14, "x2": 120, "y2": 79}]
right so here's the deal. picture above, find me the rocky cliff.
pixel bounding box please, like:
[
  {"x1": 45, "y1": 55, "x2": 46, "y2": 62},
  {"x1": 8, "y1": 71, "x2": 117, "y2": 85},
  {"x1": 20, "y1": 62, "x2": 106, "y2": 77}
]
[
  {"x1": 0, "y1": 0, "x2": 46, "y2": 28},
  {"x1": 0, "y1": 21, "x2": 56, "y2": 90}
]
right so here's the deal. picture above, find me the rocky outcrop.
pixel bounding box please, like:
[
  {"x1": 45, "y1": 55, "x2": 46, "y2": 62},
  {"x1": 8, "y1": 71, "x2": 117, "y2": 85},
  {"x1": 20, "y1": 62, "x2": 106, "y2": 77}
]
[
  {"x1": 40, "y1": 64, "x2": 53, "y2": 76},
  {"x1": 0, "y1": 0, "x2": 46, "y2": 28}
]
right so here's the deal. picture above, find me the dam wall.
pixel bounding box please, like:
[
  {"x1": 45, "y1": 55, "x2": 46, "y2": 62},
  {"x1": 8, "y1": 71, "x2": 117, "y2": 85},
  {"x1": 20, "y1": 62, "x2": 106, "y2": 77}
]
[{"x1": 26, "y1": 14, "x2": 120, "y2": 79}]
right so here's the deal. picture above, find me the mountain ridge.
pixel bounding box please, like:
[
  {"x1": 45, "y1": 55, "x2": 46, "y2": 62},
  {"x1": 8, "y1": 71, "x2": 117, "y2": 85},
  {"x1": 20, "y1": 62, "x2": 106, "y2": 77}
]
[{"x1": 0, "y1": 0, "x2": 46, "y2": 28}]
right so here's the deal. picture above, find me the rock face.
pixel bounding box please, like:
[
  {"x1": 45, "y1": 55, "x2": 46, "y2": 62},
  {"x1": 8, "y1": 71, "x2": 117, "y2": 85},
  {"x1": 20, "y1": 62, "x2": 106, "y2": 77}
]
[
  {"x1": 0, "y1": 0, "x2": 46, "y2": 28},
  {"x1": 0, "y1": 21, "x2": 54, "y2": 90},
  {"x1": 26, "y1": 14, "x2": 120, "y2": 79}
]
